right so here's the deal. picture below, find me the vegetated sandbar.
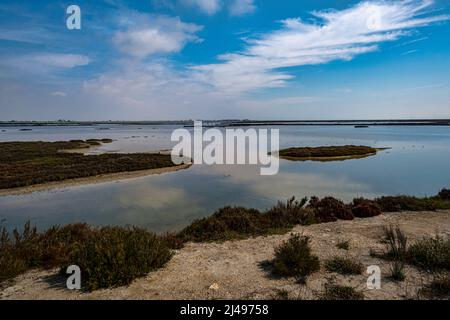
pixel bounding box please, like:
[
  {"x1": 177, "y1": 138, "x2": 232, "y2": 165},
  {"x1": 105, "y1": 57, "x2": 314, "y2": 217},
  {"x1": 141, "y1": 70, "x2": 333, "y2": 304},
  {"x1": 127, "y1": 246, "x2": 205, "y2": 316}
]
[
  {"x1": 277, "y1": 145, "x2": 385, "y2": 161},
  {"x1": 0, "y1": 140, "x2": 190, "y2": 195}
]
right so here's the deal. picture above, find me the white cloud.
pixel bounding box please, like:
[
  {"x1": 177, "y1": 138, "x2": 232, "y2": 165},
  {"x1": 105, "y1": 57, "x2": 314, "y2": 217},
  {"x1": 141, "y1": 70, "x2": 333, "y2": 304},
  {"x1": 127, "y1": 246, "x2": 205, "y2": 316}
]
[
  {"x1": 77, "y1": 1, "x2": 449, "y2": 119},
  {"x1": 27, "y1": 53, "x2": 90, "y2": 68},
  {"x1": 113, "y1": 15, "x2": 203, "y2": 58},
  {"x1": 228, "y1": 0, "x2": 256, "y2": 16},
  {"x1": 180, "y1": 0, "x2": 221, "y2": 15},
  {"x1": 0, "y1": 53, "x2": 90, "y2": 75},
  {"x1": 192, "y1": 0, "x2": 449, "y2": 93},
  {"x1": 50, "y1": 91, "x2": 67, "y2": 97}
]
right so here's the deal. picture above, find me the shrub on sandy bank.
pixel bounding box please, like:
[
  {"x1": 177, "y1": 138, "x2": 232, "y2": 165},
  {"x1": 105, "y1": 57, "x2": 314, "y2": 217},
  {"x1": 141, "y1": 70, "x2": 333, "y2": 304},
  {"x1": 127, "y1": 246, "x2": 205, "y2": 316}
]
[
  {"x1": 308, "y1": 196, "x2": 354, "y2": 222},
  {"x1": 320, "y1": 283, "x2": 364, "y2": 300},
  {"x1": 178, "y1": 197, "x2": 315, "y2": 242},
  {"x1": 420, "y1": 275, "x2": 450, "y2": 299},
  {"x1": 66, "y1": 227, "x2": 173, "y2": 291},
  {"x1": 0, "y1": 222, "x2": 93, "y2": 283},
  {"x1": 271, "y1": 234, "x2": 320, "y2": 283},
  {"x1": 351, "y1": 199, "x2": 382, "y2": 218},
  {"x1": 374, "y1": 196, "x2": 436, "y2": 212},
  {"x1": 325, "y1": 257, "x2": 363, "y2": 275},
  {"x1": 0, "y1": 222, "x2": 173, "y2": 290},
  {"x1": 408, "y1": 236, "x2": 450, "y2": 271}
]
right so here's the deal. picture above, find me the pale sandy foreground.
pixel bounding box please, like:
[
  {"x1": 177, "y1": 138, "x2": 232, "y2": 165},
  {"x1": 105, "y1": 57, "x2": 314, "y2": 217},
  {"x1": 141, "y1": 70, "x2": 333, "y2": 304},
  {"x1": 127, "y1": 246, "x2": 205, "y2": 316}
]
[{"x1": 1, "y1": 211, "x2": 449, "y2": 300}]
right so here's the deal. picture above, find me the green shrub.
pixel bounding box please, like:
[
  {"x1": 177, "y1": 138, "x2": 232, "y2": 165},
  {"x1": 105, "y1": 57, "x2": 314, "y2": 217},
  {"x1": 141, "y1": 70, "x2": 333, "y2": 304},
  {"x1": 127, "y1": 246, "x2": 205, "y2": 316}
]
[
  {"x1": 325, "y1": 257, "x2": 363, "y2": 275},
  {"x1": 374, "y1": 196, "x2": 436, "y2": 212},
  {"x1": 320, "y1": 284, "x2": 364, "y2": 300},
  {"x1": 408, "y1": 236, "x2": 450, "y2": 271},
  {"x1": 66, "y1": 227, "x2": 173, "y2": 291},
  {"x1": 272, "y1": 234, "x2": 320, "y2": 283}
]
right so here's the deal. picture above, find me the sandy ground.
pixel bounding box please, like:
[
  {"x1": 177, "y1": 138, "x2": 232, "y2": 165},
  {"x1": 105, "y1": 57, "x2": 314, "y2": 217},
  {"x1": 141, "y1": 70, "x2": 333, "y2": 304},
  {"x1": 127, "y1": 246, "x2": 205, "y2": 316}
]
[
  {"x1": 1, "y1": 210, "x2": 449, "y2": 300},
  {"x1": 0, "y1": 164, "x2": 192, "y2": 196}
]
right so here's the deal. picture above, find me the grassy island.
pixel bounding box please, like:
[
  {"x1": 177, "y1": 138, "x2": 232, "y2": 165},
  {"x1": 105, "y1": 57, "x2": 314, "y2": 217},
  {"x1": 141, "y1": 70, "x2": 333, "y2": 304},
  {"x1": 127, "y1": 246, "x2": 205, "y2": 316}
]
[
  {"x1": 277, "y1": 145, "x2": 381, "y2": 161},
  {"x1": 0, "y1": 140, "x2": 180, "y2": 190}
]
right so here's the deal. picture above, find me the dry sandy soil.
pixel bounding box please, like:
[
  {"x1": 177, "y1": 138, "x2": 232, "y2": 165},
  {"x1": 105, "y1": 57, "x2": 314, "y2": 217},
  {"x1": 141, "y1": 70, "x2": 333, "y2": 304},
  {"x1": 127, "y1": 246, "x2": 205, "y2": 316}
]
[{"x1": 1, "y1": 210, "x2": 449, "y2": 300}]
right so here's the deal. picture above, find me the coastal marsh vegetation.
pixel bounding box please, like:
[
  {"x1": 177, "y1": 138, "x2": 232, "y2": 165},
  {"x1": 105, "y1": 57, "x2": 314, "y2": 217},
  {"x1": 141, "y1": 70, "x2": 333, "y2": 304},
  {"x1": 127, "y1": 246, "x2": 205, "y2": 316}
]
[
  {"x1": 1, "y1": 190, "x2": 450, "y2": 291},
  {"x1": 0, "y1": 140, "x2": 177, "y2": 189},
  {"x1": 278, "y1": 145, "x2": 379, "y2": 161}
]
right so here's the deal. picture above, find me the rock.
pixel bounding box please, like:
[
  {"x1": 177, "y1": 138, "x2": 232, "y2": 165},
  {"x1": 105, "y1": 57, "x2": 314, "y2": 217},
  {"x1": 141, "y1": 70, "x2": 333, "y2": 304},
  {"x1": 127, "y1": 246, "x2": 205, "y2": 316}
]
[{"x1": 209, "y1": 283, "x2": 220, "y2": 291}]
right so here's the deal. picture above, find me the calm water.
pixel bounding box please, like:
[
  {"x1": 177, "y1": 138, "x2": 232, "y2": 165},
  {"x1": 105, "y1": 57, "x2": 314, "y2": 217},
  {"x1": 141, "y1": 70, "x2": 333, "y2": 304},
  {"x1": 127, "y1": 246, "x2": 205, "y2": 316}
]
[{"x1": 1, "y1": 125, "x2": 450, "y2": 233}]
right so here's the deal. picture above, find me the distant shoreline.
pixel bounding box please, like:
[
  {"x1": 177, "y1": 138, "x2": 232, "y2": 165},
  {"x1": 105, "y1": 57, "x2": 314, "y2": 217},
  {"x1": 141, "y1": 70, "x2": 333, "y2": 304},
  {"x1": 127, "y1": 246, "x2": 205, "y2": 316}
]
[{"x1": 1, "y1": 119, "x2": 450, "y2": 127}]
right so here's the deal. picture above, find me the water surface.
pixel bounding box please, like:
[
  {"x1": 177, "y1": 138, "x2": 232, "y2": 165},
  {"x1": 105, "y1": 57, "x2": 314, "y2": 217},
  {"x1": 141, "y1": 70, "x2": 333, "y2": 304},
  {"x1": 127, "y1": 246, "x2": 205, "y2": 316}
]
[{"x1": 1, "y1": 125, "x2": 449, "y2": 233}]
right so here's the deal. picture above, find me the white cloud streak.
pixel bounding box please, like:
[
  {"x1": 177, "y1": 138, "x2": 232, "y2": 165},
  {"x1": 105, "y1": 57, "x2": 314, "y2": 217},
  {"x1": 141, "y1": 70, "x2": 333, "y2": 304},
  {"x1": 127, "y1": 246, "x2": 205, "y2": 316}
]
[{"x1": 192, "y1": 0, "x2": 449, "y2": 93}]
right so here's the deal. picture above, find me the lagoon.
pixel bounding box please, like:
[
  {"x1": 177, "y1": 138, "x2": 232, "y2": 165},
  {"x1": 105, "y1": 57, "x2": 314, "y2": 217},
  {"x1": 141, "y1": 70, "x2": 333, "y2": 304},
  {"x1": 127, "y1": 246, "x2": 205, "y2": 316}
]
[{"x1": 1, "y1": 124, "x2": 449, "y2": 233}]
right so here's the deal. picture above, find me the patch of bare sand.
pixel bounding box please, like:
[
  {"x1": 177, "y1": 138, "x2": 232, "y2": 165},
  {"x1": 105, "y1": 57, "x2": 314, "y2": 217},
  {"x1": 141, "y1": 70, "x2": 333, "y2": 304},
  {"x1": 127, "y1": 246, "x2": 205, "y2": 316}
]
[{"x1": 1, "y1": 211, "x2": 449, "y2": 300}]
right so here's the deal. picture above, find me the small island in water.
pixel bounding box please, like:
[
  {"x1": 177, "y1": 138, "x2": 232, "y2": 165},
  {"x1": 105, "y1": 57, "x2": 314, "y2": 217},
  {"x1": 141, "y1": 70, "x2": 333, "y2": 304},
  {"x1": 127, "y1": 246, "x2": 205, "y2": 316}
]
[
  {"x1": 277, "y1": 145, "x2": 383, "y2": 161},
  {"x1": 0, "y1": 139, "x2": 189, "y2": 193}
]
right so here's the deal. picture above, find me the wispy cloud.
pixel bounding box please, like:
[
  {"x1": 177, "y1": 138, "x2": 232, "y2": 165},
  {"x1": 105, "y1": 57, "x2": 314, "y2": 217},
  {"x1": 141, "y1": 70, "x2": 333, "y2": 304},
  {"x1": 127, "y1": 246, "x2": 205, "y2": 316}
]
[
  {"x1": 228, "y1": 0, "x2": 256, "y2": 17},
  {"x1": 113, "y1": 14, "x2": 203, "y2": 58},
  {"x1": 180, "y1": 0, "x2": 221, "y2": 15},
  {"x1": 192, "y1": 0, "x2": 449, "y2": 93}
]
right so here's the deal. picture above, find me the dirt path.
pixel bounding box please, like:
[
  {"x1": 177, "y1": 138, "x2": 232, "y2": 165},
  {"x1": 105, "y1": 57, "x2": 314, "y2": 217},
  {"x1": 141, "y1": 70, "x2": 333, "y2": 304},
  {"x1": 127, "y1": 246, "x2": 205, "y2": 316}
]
[{"x1": 1, "y1": 211, "x2": 449, "y2": 300}]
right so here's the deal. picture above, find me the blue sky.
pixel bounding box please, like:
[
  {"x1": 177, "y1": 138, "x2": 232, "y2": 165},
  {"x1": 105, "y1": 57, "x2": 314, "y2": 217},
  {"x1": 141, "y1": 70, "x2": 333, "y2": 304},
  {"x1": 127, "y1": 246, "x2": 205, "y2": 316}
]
[{"x1": 0, "y1": 0, "x2": 449, "y2": 120}]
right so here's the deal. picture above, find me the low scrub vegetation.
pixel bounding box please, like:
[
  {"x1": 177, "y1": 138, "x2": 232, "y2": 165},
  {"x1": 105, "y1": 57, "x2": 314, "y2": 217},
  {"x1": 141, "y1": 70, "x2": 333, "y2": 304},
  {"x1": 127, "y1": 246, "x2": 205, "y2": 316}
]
[
  {"x1": 320, "y1": 284, "x2": 364, "y2": 300},
  {"x1": 271, "y1": 234, "x2": 320, "y2": 283},
  {"x1": 0, "y1": 223, "x2": 172, "y2": 291},
  {"x1": 325, "y1": 256, "x2": 363, "y2": 275},
  {"x1": 407, "y1": 236, "x2": 450, "y2": 271},
  {"x1": 278, "y1": 145, "x2": 377, "y2": 160},
  {"x1": 0, "y1": 140, "x2": 176, "y2": 189},
  {"x1": 308, "y1": 196, "x2": 354, "y2": 222},
  {"x1": 66, "y1": 227, "x2": 172, "y2": 291},
  {"x1": 178, "y1": 197, "x2": 315, "y2": 242},
  {"x1": 1, "y1": 189, "x2": 449, "y2": 291}
]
